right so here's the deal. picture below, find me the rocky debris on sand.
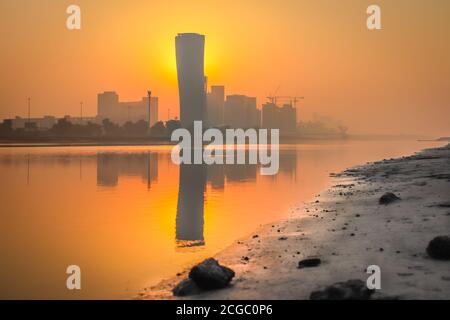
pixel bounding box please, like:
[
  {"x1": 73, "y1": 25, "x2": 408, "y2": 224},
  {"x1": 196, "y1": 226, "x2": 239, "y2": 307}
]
[
  {"x1": 371, "y1": 293, "x2": 401, "y2": 300},
  {"x1": 189, "y1": 258, "x2": 235, "y2": 290},
  {"x1": 172, "y1": 278, "x2": 202, "y2": 297},
  {"x1": 437, "y1": 201, "x2": 450, "y2": 208},
  {"x1": 172, "y1": 258, "x2": 235, "y2": 296},
  {"x1": 426, "y1": 236, "x2": 450, "y2": 260},
  {"x1": 310, "y1": 279, "x2": 374, "y2": 300},
  {"x1": 298, "y1": 258, "x2": 321, "y2": 269},
  {"x1": 379, "y1": 192, "x2": 401, "y2": 205}
]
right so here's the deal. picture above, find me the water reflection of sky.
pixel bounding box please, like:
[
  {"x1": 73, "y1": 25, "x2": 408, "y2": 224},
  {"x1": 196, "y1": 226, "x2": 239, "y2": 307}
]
[{"x1": 0, "y1": 141, "x2": 443, "y2": 299}]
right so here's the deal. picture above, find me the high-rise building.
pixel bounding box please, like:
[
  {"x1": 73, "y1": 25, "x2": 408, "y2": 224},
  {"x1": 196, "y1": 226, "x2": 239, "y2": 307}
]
[
  {"x1": 175, "y1": 33, "x2": 206, "y2": 128},
  {"x1": 245, "y1": 97, "x2": 261, "y2": 128},
  {"x1": 279, "y1": 104, "x2": 297, "y2": 132},
  {"x1": 261, "y1": 102, "x2": 278, "y2": 129},
  {"x1": 97, "y1": 91, "x2": 119, "y2": 120},
  {"x1": 206, "y1": 85, "x2": 225, "y2": 127},
  {"x1": 224, "y1": 95, "x2": 260, "y2": 128}
]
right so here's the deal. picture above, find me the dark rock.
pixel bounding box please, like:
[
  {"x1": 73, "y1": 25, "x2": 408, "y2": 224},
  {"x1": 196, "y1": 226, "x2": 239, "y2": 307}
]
[
  {"x1": 278, "y1": 236, "x2": 288, "y2": 240},
  {"x1": 436, "y1": 201, "x2": 450, "y2": 208},
  {"x1": 371, "y1": 294, "x2": 401, "y2": 300},
  {"x1": 189, "y1": 258, "x2": 235, "y2": 290},
  {"x1": 298, "y1": 258, "x2": 321, "y2": 268},
  {"x1": 172, "y1": 278, "x2": 202, "y2": 297},
  {"x1": 379, "y1": 192, "x2": 401, "y2": 205},
  {"x1": 310, "y1": 279, "x2": 374, "y2": 300},
  {"x1": 426, "y1": 236, "x2": 450, "y2": 260}
]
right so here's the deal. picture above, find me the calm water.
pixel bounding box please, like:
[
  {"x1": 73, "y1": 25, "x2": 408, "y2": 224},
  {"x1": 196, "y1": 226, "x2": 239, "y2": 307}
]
[{"x1": 0, "y1": 140, "x2": 443, "y2": 299}]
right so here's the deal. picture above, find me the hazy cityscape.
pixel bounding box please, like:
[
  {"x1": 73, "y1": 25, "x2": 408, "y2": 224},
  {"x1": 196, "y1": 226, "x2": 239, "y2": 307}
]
[
  {"x1": 1, "y1": 1, "x2": 449, "y2": 304},
  {"x1": 0, "y1": 33, "x2": 347, "y2": 141}
]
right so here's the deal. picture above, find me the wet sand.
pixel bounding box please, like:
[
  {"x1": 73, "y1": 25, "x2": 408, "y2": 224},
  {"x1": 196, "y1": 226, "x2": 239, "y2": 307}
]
[{"x1": 140, "y1": 143, "x2": 450, "y2": 300}]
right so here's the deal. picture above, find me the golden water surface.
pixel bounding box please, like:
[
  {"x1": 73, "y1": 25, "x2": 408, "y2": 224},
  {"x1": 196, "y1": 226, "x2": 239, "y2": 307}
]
[{"x1": 0, "y1": 140, "x2": 443, "y2": 299}]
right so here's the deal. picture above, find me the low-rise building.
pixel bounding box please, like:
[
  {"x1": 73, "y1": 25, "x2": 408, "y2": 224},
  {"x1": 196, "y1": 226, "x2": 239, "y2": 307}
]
[{"x1": 6, "y1": 116, "x2": 57, "y2": 130}]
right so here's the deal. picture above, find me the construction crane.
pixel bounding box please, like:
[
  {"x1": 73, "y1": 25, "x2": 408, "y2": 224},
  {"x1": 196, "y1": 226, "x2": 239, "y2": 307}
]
[{"x1": 266, "y1": 96, "x2": 304, "y2": 108}]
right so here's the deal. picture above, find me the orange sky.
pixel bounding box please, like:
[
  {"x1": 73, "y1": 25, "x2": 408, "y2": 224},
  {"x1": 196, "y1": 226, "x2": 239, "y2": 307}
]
[{"x1": 0, "y1": 0, "x2": 449, "y2": 136}]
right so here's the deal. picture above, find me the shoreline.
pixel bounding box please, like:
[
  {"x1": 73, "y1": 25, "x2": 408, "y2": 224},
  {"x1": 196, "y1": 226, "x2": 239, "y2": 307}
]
[
  {"x1": 140, "y1": 143, "x2": 450, "y2": 300},
  {"x1": 0, "y1": 135, "x2": 440, "y2": 149}
]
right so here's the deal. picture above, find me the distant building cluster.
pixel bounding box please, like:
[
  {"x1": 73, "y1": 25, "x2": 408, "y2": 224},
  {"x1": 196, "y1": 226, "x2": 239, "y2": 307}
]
[
  {"x1": 97, "y1": 91, "x2": 158, "y2": 126},
  {"x1": 206, "y1": 85, "x2": 297, "y2": 132},
  {"x1": 4, "y1": 115, "x2": 99, "y2": 131},
  {"x1": 3, "y1": 92, "x2": 159, "y2": 131},
  {"x1": 205, "y1": 88, "x2": 260, "y2": 129},
  {"x1": 4, "y1": 116, "x2": 57, "y2": 131},
  {"x1": 3, "y1": 33, "x2": 301, "y2": 135},
  {"x1": 176, "y1": 33, "x2": 298, "y2": 133}
]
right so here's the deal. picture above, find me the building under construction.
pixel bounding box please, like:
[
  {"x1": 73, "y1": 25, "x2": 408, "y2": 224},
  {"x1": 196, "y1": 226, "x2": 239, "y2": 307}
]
[{"x1": 262, "y1": 96, "x2": 301, "y2": 133}]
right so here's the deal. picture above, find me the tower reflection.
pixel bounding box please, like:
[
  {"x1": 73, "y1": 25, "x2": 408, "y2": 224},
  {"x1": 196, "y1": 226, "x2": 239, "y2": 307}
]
[
  {"x1": 175, "y1": 162, "x2": 207, "y2": 248},
  {"x1": 174, "y1": 149, "x2": 298, "y2": 248},
  {"x1": 93, "y1": 148, "x2": 297, "y2": 249}
]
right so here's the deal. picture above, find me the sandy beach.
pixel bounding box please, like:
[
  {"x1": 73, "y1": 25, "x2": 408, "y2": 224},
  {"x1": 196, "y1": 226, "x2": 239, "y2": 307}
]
[{"x1": 140, "y1": 143, "x2": 450, "y2": 300}]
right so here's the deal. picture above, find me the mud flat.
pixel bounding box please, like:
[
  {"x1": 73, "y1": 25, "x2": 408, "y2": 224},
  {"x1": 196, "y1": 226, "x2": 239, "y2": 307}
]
[{"x1": 140, "y1": 143, "x2": 450, "y2": 300}]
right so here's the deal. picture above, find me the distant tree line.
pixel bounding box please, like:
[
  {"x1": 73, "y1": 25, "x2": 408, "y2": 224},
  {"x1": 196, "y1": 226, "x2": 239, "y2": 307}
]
[
  {"x1": 297, "y1": 121, "x2": 348, "y2": 138},
  {"x1": 0, "y1": 118, "x2": 182, "y2": 139}
]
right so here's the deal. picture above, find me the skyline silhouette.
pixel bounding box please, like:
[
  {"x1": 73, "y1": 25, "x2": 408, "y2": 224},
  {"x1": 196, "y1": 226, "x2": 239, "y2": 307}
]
[{"x1": 1, "y1": 1, "x2": 449, "y2": 136}]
